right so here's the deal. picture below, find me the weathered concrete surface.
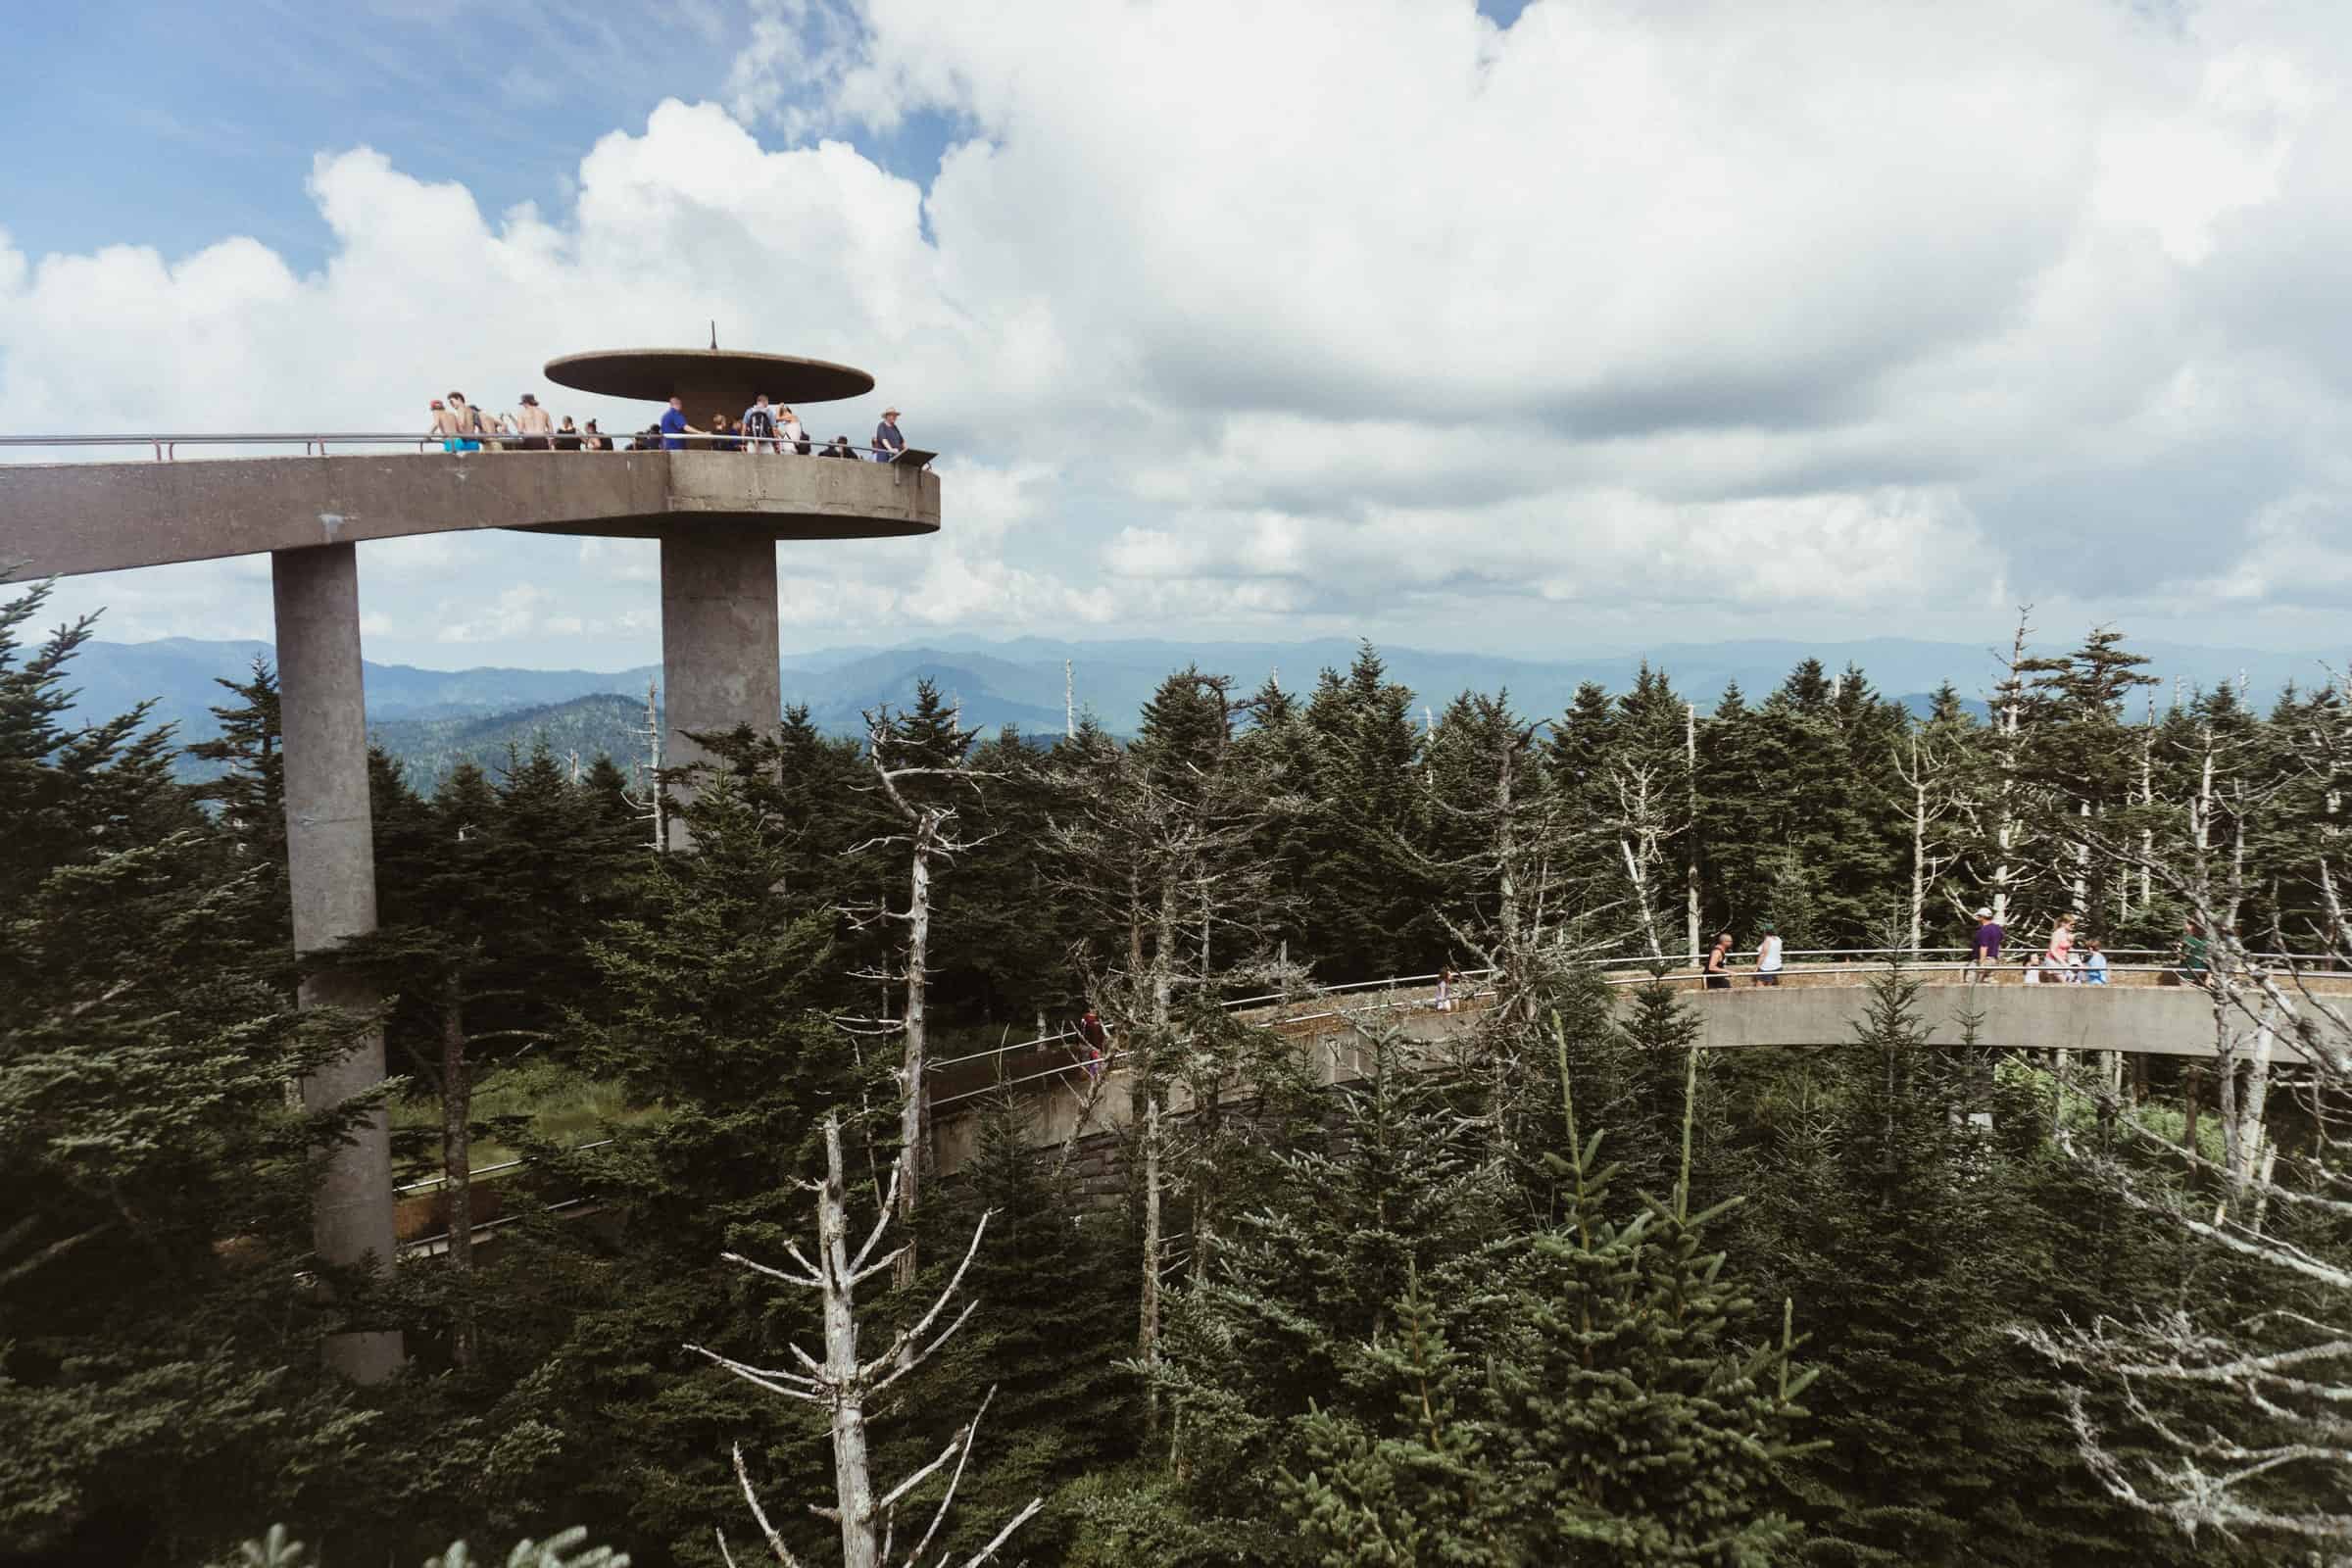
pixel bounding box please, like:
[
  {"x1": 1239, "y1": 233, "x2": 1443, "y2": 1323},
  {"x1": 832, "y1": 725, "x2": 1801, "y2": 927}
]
[
  {"x1": 935, "y1": 980, "x2": 2318, "y2": 1176},
  {"x1": 273, "y1": 544, "x2": 403, "y2": 1382},
  {"x1": 1687, "y1": 980, "x2": 2272, "y2": 1059},
  {"x1": 661, "y1": 529, "x2": 784, "y2": 844},
  {"x1": 569, "y1": 451, "x2": 942, "y2": 540},
  {"x1": 2, "y1": 451, "x2": 937, "y2": 577}
]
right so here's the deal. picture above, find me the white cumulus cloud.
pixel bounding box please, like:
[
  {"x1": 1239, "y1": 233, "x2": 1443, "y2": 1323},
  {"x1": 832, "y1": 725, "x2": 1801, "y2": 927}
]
[{"x1": 8, "y1": 0, "x2": 2352, "y2": 667}]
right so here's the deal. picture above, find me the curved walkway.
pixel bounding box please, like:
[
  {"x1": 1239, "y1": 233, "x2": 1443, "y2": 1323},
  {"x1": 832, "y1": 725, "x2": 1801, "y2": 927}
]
[
  {"x1": 932, "y1": 956, "x2": 2348, "y2": 1176},
  {"x1": 388, "y1": 953, "x2": 2345, "y2": 1252}
]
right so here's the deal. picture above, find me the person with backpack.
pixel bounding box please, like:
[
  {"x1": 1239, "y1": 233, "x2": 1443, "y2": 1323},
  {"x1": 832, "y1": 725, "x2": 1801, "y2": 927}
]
[{"x1": 742, "y1": 394, "x2": 780, "y2": 454}]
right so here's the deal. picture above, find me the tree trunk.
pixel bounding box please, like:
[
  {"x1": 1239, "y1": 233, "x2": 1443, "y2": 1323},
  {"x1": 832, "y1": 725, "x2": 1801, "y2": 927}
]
[
  {"x1": 1620, "y1": 835, "x2": 1665, "y2": 962},
  {"x1": 2181, "y1": 1062, "x2": 2203, "y2": 1168},
  {"x1": 1685, "y1": 702, "x2": 1701, "y2": 965},
  {"x1": 1140, "y1": 1090, "x2": 1163, "y2": 1443},
  {"x1": 441, "y1": 976, "x2": 475, "y2": 1370},
  {"x1": 894, "y1": 823, "x2": 933, "y2": 1291},
  {"x1": 2230, "y1": 1011, "x2": 2278, "y2": 1205},
  {"x1": 1990, "y1": 612, "x2": 2030, "y2": 927},
  {"x1": 1495, "y1": 738, "x2": 1521, "y2": 953},
  {"x1": 1908, "y1": 735, "x2": 1929, "y2": 954},
  {"x1": 819, "y1": 1116, "x2": 881, "y2": 1568},
  {"x1": 2136, "y1": 719, "x2": 2154, "y2": 914}
]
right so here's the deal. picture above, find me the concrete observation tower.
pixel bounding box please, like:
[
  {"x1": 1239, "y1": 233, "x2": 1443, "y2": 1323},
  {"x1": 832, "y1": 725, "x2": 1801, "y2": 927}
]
[{"x1": 0, "y1": 346, "x2": 939, "y2": 1379}]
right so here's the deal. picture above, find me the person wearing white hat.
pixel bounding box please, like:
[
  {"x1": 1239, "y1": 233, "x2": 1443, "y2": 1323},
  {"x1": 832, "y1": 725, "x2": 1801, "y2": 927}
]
[
  {"x1": 1970, "y1": 906, "x2": 2005, "y2": 983},
  {"x1": 873, "y1": 405, "x2": 906, "y2": 463}
]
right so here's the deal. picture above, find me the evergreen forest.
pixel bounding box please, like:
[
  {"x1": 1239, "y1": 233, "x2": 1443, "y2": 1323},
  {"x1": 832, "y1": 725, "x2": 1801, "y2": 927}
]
[{"x1": 7, "y1": 575, "x2": 2352, "y2": 1566}]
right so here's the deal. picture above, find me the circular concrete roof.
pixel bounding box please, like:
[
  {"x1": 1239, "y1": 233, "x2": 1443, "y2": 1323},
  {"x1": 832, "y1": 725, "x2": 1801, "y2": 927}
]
[{"x1": 543, "y1": 349, "x2": 876, "y2": 412}]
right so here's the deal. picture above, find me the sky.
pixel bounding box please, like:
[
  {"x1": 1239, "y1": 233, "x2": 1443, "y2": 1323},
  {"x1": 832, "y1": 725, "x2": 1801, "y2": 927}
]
[{"x1": 4, "y1": 0, "x2": 2350, "y2": 671}]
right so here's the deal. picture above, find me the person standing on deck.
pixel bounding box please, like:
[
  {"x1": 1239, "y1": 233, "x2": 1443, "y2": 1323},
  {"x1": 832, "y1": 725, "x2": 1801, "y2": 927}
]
[
  {"x1": 659, "y1": 395, "x2": 701, "y2": 452},
  {"x1": 873, "y1": 405, "x2": 906, "y2": 462},
  {"x1": 430, "y1": 398, "x2": 469, "y2": 453},
  {"x1": 2047, "y1": 914, "x2": 2078, "y2": 981},
  {"x1": 1436, "y1": 965, "x2": 1458, "y2": 1012},
  {"x1": 514, "y1": 393, "x2": 554, "y2": 450},
  {"x1": 1704, "y1": 932, "x2": 1735, "y2": 990},
  {"x1": 1971, "y1": 907, "x2": 2005, "y2": 983},
  {"x1": 742, "y1": 394, "x2": 779, "y2": 453},
  {"x1": 1754, "y1": 924, "x2": 1783, "y2": 987}
]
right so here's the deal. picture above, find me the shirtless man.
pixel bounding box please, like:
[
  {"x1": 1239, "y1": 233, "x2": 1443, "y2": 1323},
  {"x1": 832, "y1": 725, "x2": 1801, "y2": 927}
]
[
  {"x1": 514, "y1": 393, "x2": 554, "y2": 451},
  {"x1": 474, "y1": 401, "x2": 514, "y2": 452},
  {"x1": 436, "y1": 393, "x2": 479, "y2": 453}
]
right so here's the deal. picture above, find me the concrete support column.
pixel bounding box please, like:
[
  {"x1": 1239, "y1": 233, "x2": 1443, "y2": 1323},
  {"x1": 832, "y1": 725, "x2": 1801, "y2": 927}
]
[
  {"x1": 272, "y1": 543, "x2": 403, "y2": 1383},
  {"x1": 660, "y1": 530, "x2": 782, "y2": 844}
]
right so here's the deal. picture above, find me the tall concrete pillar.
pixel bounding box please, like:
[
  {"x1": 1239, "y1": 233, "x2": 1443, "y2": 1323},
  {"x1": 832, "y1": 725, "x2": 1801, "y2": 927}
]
[
  {"x1": 272, "y1": 543, "x2": 404, "y2": 1383},
  {"x1": 660, "y1": 531, "x2": 783, "y2": 844}
]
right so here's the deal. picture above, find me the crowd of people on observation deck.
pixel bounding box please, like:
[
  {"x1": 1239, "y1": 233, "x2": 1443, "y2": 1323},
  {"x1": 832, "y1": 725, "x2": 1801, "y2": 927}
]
[
  {"x1": 1680, "y1": 910, "x2": 2215, "y2": 989},
  {"x1": 427, "y1": 389, "x2": 910, "y2": 463}
]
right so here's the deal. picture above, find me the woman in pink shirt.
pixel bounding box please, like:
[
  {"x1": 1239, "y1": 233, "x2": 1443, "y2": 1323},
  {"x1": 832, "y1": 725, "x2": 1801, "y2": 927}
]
[{"x1": 2046, "y1": 915, "x2": 2077, "y2": 982}]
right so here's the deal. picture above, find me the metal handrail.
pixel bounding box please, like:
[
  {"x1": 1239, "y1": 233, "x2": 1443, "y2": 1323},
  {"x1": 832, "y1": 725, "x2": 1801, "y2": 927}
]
[
  {"x1": 395, "y1": 1138, "x2": 614, "y2": 1197},
  {"x1": 384, "y1": 948, "x2": 2338, "y2": 1247},
  {"x1": 0, "y1": 432, "x2": 929, "y2": 465},
  {"x1": 927, "y1": 958, "x2": 2314, "y2": 1114},
  {"x1": 924, "y1": 946, "x2": 2337, "y2": 1081}
]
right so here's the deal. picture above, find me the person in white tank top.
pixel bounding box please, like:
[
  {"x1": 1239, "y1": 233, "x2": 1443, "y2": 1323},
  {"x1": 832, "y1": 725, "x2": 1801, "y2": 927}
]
[{"x1": 1754, "y1": 924, "x2": 1784, "y2": 987}]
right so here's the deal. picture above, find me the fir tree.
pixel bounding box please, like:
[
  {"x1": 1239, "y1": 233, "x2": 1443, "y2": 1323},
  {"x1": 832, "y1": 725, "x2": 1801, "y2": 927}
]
[{"x1": 0, "y1": 584, "x2": 379, "y2": 1563}]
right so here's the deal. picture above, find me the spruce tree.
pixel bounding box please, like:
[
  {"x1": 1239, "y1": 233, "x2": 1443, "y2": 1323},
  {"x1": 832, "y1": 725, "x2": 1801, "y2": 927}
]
[
  {"x1": 1298, "y1": 645, "x2": 1431, "y2": 978},
  {"x1": 506, "y1": 729, "x2": 873, "y2": 1559},
  {"x1": 0, "y1": 584, "x2": 379, "y2": 1562}
]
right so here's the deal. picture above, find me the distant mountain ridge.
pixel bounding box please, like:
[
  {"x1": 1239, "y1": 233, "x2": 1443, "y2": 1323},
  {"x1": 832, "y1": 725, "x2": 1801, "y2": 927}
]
[{"x1": 62, "y1": 631, "x2": 2330, "y2": 788}]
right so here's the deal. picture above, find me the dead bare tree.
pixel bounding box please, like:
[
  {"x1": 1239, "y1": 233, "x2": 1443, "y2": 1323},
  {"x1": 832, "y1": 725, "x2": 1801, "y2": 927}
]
[
  {"x1": 1892, "y1": 726, "x2": 1964, "y2": 955},
  {"x1": 1404, "y1": 708, "x2": 1617, "y2": 1166},
  {"x1": 688, "y1": 1112, "x2": 1041, "y2": 1568},
  {"x1": 836, "y1": 708, "x2": 996, "y2": 1288},
  {"x1": 2015, "y1": 688, "x2": 2352, "y2": 1553},
  {"x1": 1038, "y1": 680, "x2": 1302, "y2": 1438},
  {"x1": 1947, "y1": 609, "x2": 2040, "y2": 930},
  {"x1": 621, "y1": 677, "x2": 665, "y2": 854},
  {"x1": 1603, "y1": 758, "x2": 1688, "y2": 963}
]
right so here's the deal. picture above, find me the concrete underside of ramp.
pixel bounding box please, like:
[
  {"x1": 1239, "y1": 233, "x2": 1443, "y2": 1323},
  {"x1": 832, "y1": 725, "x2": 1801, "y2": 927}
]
[
  {"x1": 1689, "y1": 981, "x2": 2247, "y2": 1058},
  {"x1": 3, "y1": 450, "x2": 941, "y2": 577},
  {"x1": 936, "y1": 980, "x2": 2303, "y2": 1177}
]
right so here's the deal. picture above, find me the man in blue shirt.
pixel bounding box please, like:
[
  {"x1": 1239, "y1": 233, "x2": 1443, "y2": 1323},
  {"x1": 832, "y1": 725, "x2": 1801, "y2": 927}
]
[
  {"x1": 660, "y1": 395, "x2": 702, "y2": 452},
  {"x1": 873, "y1": 406, "x2": 906, "y2": 462},
  {"x1": 1971, "y1": 907, "x2": 2004, "y2": 983}
]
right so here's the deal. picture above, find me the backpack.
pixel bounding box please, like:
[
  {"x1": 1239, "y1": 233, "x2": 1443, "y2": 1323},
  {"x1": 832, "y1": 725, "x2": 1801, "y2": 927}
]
[{"x1": 745, "y1": 409, "x2": 776, "y2": 439}]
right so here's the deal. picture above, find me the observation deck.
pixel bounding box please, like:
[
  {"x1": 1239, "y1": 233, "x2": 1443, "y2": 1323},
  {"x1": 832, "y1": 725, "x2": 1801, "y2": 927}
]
[
  {"x1": 0, "y1": 342, "x2": 938, "y2": 1383},
  {"x1": 0, "y1": 446, "x2": 938, "y2": 575}
]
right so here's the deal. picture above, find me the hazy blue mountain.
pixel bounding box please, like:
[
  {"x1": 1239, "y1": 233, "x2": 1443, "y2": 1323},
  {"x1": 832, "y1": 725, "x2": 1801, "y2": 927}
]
[
  {"x1": 67, "y1": 630, "x2": 2327, "y2": 789},
  {"x1": 368, "y1": 694, "x2": 653, "y2": 793}
]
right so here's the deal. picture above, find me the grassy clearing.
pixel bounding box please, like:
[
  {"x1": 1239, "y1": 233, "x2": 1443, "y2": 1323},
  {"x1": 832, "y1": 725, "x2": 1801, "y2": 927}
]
[{"x1": 390, "y1": 1057, "x2": 662, "y2": 1175}]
